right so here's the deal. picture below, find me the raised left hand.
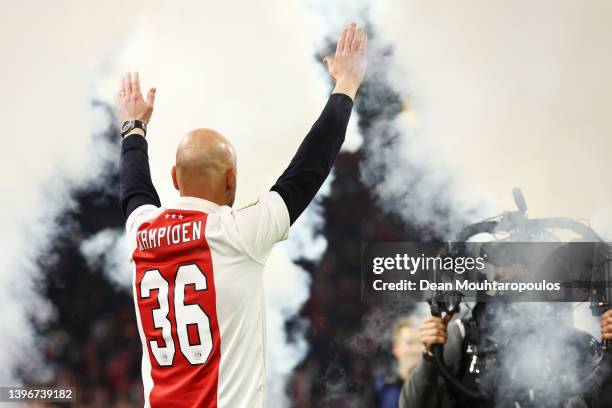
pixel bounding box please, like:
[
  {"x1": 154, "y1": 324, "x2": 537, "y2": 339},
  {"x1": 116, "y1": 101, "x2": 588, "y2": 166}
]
[{"x1": 115, "y1": 71, "x2": 156, "y2": 125}]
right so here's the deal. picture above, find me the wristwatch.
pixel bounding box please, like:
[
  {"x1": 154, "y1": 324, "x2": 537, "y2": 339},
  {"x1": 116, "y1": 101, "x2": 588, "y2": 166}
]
[{"x1": 121, "y1": 120, "x2": 147, "y2": 137}]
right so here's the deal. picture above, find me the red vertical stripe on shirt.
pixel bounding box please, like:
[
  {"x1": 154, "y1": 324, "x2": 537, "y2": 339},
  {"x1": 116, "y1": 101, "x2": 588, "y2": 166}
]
[{"x1": 134, "y1": 211, "x2": 221, "y2": 408}]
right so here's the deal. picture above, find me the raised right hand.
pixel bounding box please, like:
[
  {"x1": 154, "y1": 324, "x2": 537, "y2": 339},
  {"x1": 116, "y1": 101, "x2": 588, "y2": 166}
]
[
  {"x1": 324, "y1": 23, "x2": 368, "y2": 100},
  {"x1": 420, "y1": 315, "x2": 451, "y2": 355}
]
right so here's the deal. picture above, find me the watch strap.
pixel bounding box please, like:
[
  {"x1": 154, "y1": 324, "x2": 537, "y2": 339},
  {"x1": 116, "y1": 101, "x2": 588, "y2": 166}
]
[{"x1": 121, "y1": 120, "x2": 147, "y2": 137}]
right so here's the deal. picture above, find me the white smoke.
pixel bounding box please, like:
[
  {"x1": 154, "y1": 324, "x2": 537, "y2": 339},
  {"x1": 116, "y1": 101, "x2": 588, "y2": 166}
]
[
  {"x1": 0, "y1": 100, "x2": 118, "y2": 385},
  {"x1": 308, "y1": 0, "x2": 491, "y2": 237},
  {"x1": 261, "y1": 174, "x2": 337, "y2": 406},
  {"x1": 80, "y1": 229, "x2": 131, "y2": 288},
  {"x1": 485, "y1": 303, "x2": 602, "y2": 407},
  {"x1": 373, "y1": 0, "x2": 612, "y2": 238},
  {"x1": 264, "y1": 245, "x2": 312, "y2": 408}
]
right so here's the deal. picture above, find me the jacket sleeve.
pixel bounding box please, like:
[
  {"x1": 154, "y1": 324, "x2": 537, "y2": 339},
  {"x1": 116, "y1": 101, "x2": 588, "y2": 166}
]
[
  {"x1": 119, "y1": 135, "x2": 161, "y2": 219},
  {"x1": 271, "y1": 93, "x2": 353, "y2": 225}
]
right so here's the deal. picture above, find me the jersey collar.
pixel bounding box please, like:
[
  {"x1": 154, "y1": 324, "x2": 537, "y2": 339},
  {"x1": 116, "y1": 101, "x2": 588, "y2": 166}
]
[{"x1": 171, "y1": 196, "x2": 222, "y2": 213}]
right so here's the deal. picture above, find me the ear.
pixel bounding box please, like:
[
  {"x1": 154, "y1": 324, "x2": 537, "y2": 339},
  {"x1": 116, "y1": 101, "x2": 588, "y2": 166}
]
[
  {"x1": 225, "y1": 167, "x2": 236, "y2": 191},
  {"x1": 171, "y1": 166, "x2": 180, "y2": 191}
]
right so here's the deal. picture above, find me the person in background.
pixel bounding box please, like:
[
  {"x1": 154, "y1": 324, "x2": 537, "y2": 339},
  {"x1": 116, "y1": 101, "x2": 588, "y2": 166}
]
[{"x1": 372, "y1": 316, "x2": 422, "y2": 408}]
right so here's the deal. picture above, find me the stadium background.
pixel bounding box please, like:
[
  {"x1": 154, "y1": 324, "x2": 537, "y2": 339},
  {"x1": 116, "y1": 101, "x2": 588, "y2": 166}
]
[{"x1": 1, "y1": 0, "x2": 611, "y2": 407}]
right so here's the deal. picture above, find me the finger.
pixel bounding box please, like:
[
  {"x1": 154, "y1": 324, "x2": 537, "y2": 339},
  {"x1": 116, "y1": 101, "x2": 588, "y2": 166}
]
[
  {"x1": 343, "y1": 23, "x2": 355, "y2": 54},
  {"x1": 422, "y1": 335, "x2": 440, "y2": 345},
  {"x1": 146, "y1": 87, "x2": 156, "y2": 107},
  {"x1": 119, "y1": 78, "x2": 126, "y2": 95},
  {"x1": 420, "y1": 322, "x2": 446, "y2": 332},
  {"x1": 419, "y1": 326, "x2": 446, "y2": 336},
  {"x1": 351, "y1": 28, "x2": 362, "y2": 52},
  {"x1": 603, "y1": 332, "x2": 612, "y2": 340},
  {"x1": 336, "y1": 28, "x2": 348, "y2": 56},
  {"x1": 603, "y1": 310, "x2": 612, "y2": 319},
  {"x1": 121, "y1": 77, "x2": 128, "y2": 98},
  {"x1": 359, "y1": 33, "x2": 367, "y2": 53},
  {"x1": 420, "y1": 320, "x2": 436, "y2": 329},
  {"x1": 421, "y1": 317, "x2": 445, "y2": 327},
  {"x1": 423, "y1": 335, "x2": 446, "y2": 345},
  {"x1": 420, "y1": 328, "x2": 441, "y2": 336},
  {"x1": 358, "y1": 32, "x2": 365, "y2": 51},
  {"x1": 133, "y1": 71, "x2": 141, "y2": 96},
  {"x1": 324, "y1": 57, "x2": 335, "y2": 79},
  {"x1": 424, "y1": 335, "x2": 447, "y2": 344},
  {"x1": 124, "y1": 72, "x2": 133, "y2": 96},
  {"x1": 601, "y1": 316, "x2": 612, "y2": 327},
  {"x1": 421, "y1": 328, "x2": 447, "y2": 338},
  {"x1": 420, "y1": 324, "x2": 440, "y2": 333}
]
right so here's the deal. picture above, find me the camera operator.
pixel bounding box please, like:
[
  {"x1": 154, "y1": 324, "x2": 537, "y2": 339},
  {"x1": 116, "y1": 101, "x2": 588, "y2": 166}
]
[{"x1": 398, "y1": 310, "x2": 612, "y2": 408}]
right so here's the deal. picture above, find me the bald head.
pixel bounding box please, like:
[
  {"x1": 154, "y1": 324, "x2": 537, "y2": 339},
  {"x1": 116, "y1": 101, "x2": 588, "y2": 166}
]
[{"x1": 172, "y1": 128, "x2": 237, "y2": 206}]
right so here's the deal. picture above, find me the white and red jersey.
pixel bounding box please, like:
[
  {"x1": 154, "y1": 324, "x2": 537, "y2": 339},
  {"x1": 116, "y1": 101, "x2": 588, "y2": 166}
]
[{"x1": 125, "y1": 192, "x2": 289, "y2": 407}]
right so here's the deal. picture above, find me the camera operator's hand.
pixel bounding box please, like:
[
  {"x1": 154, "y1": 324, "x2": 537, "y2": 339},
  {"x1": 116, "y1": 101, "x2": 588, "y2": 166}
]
[
  {"x1": 601, "y1": 309, "x2": 612, "y2": 340},
  {"x1": 420, "y1": 315, "x2": 452, "y2": 356}
]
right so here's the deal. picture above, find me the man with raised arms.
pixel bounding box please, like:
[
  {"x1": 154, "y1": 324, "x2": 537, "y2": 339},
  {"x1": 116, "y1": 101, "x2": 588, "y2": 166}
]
[{"x1": 116, "y1": 24, "x2": 367, "y2": 407}]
